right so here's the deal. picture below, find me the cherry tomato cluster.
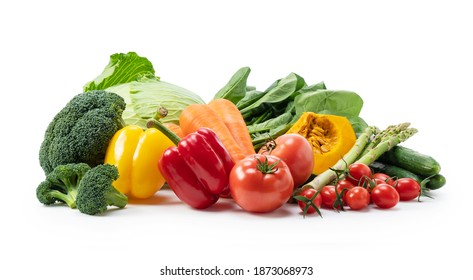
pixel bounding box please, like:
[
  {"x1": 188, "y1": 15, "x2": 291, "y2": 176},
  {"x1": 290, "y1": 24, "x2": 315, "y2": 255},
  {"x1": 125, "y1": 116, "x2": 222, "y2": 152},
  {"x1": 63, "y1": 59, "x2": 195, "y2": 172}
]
[{"x1": 296, "y1": 163, "x2": 422, "y2": 216}]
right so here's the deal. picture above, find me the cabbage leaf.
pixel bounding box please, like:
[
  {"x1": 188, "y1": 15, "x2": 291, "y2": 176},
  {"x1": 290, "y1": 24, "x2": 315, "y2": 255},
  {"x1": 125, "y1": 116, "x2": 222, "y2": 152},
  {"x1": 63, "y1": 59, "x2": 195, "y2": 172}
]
[{"x1": 83, "y1": 52, "x2": 204, "y2": 128}]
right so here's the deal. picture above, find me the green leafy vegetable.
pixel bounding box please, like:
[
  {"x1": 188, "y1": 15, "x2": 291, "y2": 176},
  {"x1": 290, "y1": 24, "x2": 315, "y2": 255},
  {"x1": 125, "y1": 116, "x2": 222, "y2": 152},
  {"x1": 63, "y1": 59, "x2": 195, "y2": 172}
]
[
  {"x1": 294, "y1": 90, "x2": 364, "y2": 118},
  {"x1": 106, "y1": 76, "x2": 204, "y2": 127},
  {"x1": 84, "y1": 52, "x2": 155, "y2": 92},
  {"x1": 83, "y1": 52, "x2": 205, "y2": 128},
  {"x1": 236, "y1": 89, "x2": 265, "y2": 111},
  {"x1": 240, "y1": 73, "x2": 306, "y2": 120},
  {"x1": 213, "y1": 67, "x2": 251, "y2": 104},
  {"x1": 345, "y1": 115, "x2": 369, "y2": 135},
  {"x1": 215, "y1": 67, "x2": 368, "y2": 148}
]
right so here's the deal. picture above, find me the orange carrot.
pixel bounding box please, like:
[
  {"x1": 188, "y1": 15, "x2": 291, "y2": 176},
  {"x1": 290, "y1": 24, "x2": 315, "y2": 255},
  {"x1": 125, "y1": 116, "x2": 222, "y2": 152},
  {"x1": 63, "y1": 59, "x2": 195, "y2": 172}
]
[
  {"x1": 208, "y1": 99, "x2": 255, "y2": 155},
  {"x1": 163, "y1": 123, "x2": 184, "y2": 138},
  {"x1": 179, "y1": 104, "x2": 248, "y2": 162}
]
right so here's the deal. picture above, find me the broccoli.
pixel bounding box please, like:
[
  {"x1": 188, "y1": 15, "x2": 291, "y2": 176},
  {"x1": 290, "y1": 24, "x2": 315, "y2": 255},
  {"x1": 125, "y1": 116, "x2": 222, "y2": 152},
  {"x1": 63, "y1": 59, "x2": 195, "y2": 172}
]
[
  {"x1": 36, "y1": 163, "x2": 91, "y2": 208},
  {"x1": 39, "y1": 90, "x2": 126, "y2": 175},
  {"x1": 76, "y1": 164, "x2": 128, "y2": 215}
]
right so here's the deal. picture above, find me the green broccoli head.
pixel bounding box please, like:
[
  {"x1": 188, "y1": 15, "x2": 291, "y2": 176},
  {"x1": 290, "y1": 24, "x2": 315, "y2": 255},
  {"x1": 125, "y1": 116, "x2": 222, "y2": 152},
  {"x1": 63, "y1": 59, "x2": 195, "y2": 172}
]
[
  {"x1": 36, "y1": 163, "x2": 91, "y2": 208},
  {"x1": 76, "y1": 164, "x2": 128, "y2": 215},
  {"x1": 36, "y1": 180, "x2": 59, "y2": 205},
  {"x1": 39, "y1": 90, "x2": 126, "y2": 175}
]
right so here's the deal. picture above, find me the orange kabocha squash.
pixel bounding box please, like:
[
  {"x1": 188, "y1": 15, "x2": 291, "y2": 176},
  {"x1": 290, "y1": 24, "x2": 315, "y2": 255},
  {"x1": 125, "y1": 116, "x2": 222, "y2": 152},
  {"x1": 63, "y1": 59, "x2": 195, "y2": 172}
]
[{"x1": 286, "y1": 112, "x2": 356, "y2": 175}]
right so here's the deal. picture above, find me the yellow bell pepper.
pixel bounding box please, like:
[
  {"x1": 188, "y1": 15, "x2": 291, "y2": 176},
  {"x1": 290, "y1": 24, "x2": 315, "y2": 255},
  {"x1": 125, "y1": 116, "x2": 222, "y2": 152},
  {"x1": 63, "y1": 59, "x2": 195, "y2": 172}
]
[{"x1": 104, "y1": 125, "x2": 175, "y2": 199}]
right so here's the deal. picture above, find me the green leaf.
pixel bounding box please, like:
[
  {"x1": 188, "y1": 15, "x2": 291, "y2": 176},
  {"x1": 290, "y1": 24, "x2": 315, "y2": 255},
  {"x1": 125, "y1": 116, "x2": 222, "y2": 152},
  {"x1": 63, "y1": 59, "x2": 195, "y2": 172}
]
[
  {"x1": 294, "y1": 89, "x2": 364, "y2": 118},
  {"x1": 130, "y1": 77, "x2": 204, "y2": 124},
  {"x1": 240, "y1": 72, "x2": 306, "y2": 116},
  {"x1": 83, "y1": 52, "x2": 205, "y2": 129},
  {"x1": 236, "y1": 90, "x2": 265, "y2": 111},
  {"x1": 292, "y1": 81, "x2": 326, "y2": 98},
  {"x1": 345, "y1": 115, "x2": 369, "y2": 135},
  {"x1": 247, "y1": 111, "x2": 294, "y2": 134},
  {"x1": 108, "y1": 76, "x2": 204, "y2": 126},
  {"x1": 316, "y1": 109, "x2": 368, "y2": 135},
  {"x1": 83, "y1": 52, "x2": 155, "y2": 92},
  {"x1": 251, "y1": 123, "x2": 292, "y2": 150},
  {"x1": 213, "y1": 67, "x2": 251, "y2": 104}
]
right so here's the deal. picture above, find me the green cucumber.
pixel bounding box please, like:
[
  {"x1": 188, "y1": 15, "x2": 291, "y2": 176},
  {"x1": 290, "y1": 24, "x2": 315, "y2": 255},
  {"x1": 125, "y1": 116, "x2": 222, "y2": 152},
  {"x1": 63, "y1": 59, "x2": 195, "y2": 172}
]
[
  {"x1": 371, "y1": 162, "x2": 446, "y2": 190},
  {"x1": 370, "y1": 161, "x2": 422, "y2": 182},
  {"x1": 378, "y1": 146, "x2": 441, "y2": 177},
  {"x1": 424, "y1": 174, "x2": 446, "y2": 190}
]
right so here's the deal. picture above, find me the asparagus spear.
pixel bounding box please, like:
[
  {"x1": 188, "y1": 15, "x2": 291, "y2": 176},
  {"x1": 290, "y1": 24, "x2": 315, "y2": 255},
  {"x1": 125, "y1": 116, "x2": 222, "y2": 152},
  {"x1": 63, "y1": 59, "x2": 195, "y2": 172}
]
[
  {"x1": 304, "y1": 123, "x2": 417, "y2": 192},
  {"x1": 304, "y1": 126, "x2": 376, "y2": 191},
  {"x1": 355, "y1": 124, "x2": 418, "y2": 165}
]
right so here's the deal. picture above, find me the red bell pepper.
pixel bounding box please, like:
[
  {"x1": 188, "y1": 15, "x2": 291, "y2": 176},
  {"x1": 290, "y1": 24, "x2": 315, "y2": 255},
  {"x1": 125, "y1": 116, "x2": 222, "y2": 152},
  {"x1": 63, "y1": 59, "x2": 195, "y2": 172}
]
[{"x1": 148, "y1": 119, "x2": 234, "y2": 209}]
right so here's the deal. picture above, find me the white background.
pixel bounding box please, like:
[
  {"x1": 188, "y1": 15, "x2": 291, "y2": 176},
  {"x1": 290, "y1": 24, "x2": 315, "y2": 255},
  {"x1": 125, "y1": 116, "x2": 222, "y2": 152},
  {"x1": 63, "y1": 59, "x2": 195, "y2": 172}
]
[{"x1": 1, "y1": 0, "x2": 471, "y2": 279}]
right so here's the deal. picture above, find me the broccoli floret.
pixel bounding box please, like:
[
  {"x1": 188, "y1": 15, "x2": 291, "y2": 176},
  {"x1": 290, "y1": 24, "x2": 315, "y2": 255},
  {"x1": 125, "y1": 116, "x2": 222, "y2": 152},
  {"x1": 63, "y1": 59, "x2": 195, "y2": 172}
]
[
  {"x1": 36, "y1": 180, "x2": 64, "y2": 205},
  {"x1": 39, "y1": 90, "x2": 126, "y2": 175},
  {"x1": 76, "y1": 164, "x2": 128, "y2": 215},
  {"x1": 36, "y1": 163, "x2": 91, "y2": 208}
]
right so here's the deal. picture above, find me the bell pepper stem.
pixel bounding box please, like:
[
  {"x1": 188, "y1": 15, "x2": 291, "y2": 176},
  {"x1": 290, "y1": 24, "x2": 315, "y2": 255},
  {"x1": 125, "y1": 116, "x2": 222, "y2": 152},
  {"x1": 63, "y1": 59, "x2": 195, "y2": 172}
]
[
  {"x1": 147, "y1": 106, "x2": 181, "y2": 145},
  {"x1": 147, "y1": 119, "x2": 181, "y2": 145},
  {"x1": 154, "y1": 107, "x2": 169, "y2": 120}
]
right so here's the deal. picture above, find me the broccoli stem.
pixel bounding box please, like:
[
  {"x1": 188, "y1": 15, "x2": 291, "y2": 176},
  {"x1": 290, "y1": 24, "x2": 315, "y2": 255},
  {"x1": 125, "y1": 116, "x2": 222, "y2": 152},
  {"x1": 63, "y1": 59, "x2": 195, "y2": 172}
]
[
  {"x1": 106, "y1": 191, "x2": 128, "y2": 208},
  {"x1": 50, "y1": 189, "x2": 77, "y2": 208},
  {"x1": 59, "y1": 177, "x2": 79, "y2": 208}
]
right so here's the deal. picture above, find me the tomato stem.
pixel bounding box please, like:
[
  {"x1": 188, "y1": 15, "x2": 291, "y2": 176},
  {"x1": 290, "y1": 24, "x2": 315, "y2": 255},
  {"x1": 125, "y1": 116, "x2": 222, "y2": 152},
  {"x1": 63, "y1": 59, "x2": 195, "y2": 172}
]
[
  {"x1": 255, "y1": 155, "x2": 280, "y2": 174},
  {"x1": 260, "y1": 138, "x2": 277, "y2": 155}
]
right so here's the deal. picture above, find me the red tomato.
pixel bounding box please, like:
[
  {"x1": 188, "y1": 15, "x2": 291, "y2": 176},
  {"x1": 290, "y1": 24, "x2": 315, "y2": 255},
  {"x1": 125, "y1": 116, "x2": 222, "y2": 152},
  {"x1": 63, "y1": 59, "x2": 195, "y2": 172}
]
[
  {"x1": 336, "y1": 179, "x2": 355, "y2": 203},
  {"x1": 296, "y1": 188, "x2": 322, "y2": 215},
  {"x1": 395, "y1": 178, "x2": 421, "y2": 201},
  {"x1": 373, "y1": 178, "x2": 386, "y2": 185},
  {"x1": 373, "y1": 173, "x2": 395, "y2": 186},
  {"x1": 320, "y1": 185, "x2": 337, "y2": 209},
  {"x1": 345, "y1": 187, "x2": 370, "y2": 210},
  {"x1": 259, "y1": 134, "x2": 314, "y2": 187},
  {"x1": 320, "y1": 185, "x2": 345, "y2": 209},
  {"x1": 347, "y1": 163, "x2": 373, "y2": 187},
  {"x1": 229, "y1": 154, "x2": 294, "y2": 213},
  {"x1": 371, "y1": 184, "x2": 399, "y2": 209}
]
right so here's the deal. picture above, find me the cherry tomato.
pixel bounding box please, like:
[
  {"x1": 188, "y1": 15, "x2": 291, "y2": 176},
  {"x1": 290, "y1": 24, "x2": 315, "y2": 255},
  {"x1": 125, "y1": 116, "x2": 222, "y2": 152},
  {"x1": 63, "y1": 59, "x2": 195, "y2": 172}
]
[
  {"x1": 336, "y1": 179, "x2": 355, "y2": 203},
  {"x1": 229, "y1": 154, "x2": 294, "y2": 213},
  {"x1": 320, "y1": 185, "x2": 337, "y2": 209},
  {"x1": 395, "y1": 178, "x2": 421, "y2": 201},
  {"x1": 259, "y1": 134, "x2": 314, "y2": 187},
  {"x1": 373, "y1": 173, "x2": 395, "y2": 186},
  {"x1": 345, "y1": 187, "x2": 370, "y2": 210},
  {"x1": 320, "y1": 185, "x2": 345, "y2": 209},
  {"x1": 296, "y1": 188, "x2": 322, "y2": 215},
  {"x1": 371, "y1": 184, "x2": 399, "y2": 209},
  {"x1": 373, "y1": 178, "x2": 386, "y2": 185},
  {"x1": 347, "y1": 163, "x2": 373, "y2": 187}
]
